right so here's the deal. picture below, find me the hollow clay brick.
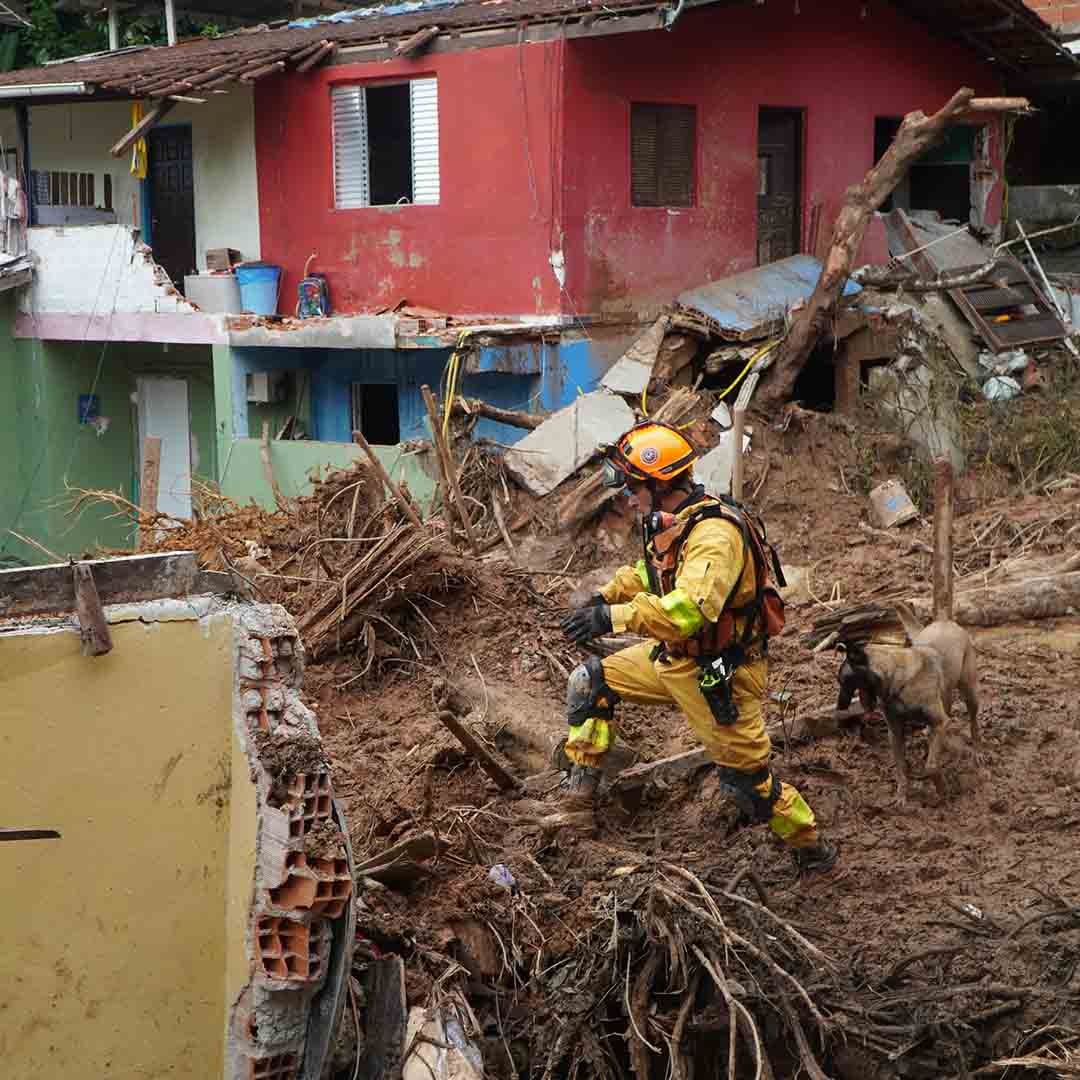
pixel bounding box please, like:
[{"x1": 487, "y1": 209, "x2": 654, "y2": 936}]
[
  {"x1": 255, "y1": 916, "x2": 330, "y2": 984},
  {"x1": 270, "y1": 852, "x2": 352, "y2": 918},
  {"x1": 249, "y1": 1052, "x2": 298, "y2": 1080}
]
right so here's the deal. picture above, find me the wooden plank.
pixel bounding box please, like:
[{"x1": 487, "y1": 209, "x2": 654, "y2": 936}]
[
  {"x1": 260, "y1": 421, "x2": 284, "y2": 508},
  {"x1": 965, "y1": 285, "x2": 1037, "y2": 311},
  {"x1": 730, "y1": 407, "x2": 746, "y2": 501},
  {"x1": 109, "y1": 98, "x2": 176, "y2": 158},
  {"x1": 351, "y1": 430, "x2": 425, "y2": 531},
  {"x1": 420, "y1": 385, "x2": 480, "y2": 553},
  {"x1": 0, "y1": 552, "x2": 214, "y2": 619},
  {"x1": 136, "y1": 435, "x2": 161, "y2": 552},
  {"x1": 932, "y1": 459, "x2": 955, "y2": 622},
  {"x1": 72, "y1": 562, "x2": 113, "y2": 657},
  {"x1": 987, "y1": 315, "x2": 1067, "y2": 347},
  {"x1": 353, "y1": 832, "x2": 448, "y2": 875},
  {"x1": 360, "y1": 956, "x2": 407, "y2": 1080},
  {"x1": 437, "y1": 710, "x2": 521, "y2": 791},
  {"x1": 612, "y1": 749, "x2": 711, "y2": 792}
]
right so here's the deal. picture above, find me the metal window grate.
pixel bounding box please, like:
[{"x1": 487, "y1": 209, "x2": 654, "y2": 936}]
[{"x1": 631, "y1": 103, "x2": 696, "y2": 208}]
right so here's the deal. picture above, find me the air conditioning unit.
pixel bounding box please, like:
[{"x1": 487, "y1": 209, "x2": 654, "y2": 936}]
[{"x1": 246, "y1": 371, "x2": 288, "y2": 404}]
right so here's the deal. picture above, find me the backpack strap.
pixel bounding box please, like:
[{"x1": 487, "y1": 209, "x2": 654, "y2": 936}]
[{"x1": 682, "y1": 499, "x2": 776, "y2": 649}]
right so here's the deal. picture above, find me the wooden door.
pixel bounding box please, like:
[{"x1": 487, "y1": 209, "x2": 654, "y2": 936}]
[
  {"x1": 148, "y1": 126, "x2": 195, "y2": 292},
  {"x1": 757, "y1": 108, "x2": 802, "y2": 266}
]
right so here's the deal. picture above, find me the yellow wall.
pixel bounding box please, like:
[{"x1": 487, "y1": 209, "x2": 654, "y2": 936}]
[{"x1": 0, "y1": 613, "x2": 257, "y2": 1079}]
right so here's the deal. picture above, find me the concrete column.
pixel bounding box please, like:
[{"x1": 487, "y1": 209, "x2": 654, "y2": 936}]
[
  {"x1": 164, "y1": 0, "x2": 177, "y2": 46},
  {"x1": 107, "y1": 3, "x2": 120, "y2": 51}
]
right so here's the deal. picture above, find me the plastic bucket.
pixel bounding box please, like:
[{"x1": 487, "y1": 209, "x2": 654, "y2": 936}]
[{"x1": 235, "y1": 263, "x2": 282, "y2": 316}]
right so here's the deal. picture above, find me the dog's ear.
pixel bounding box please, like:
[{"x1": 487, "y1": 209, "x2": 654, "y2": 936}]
[
  {"x1": 893, "y1": 601, "x2": 924, "y2": 643},
  {"x1": 844, "y1": 641, "x2": 869, "y2": 668}
]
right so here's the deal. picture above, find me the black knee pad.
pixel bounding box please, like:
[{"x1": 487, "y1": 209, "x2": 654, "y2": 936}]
[
  {"x1": 717, "y1": 766, "x2": 781, "y2": 823},
  {"x1": 566, "y1": 655, "x2": 619, "y2": 726}
]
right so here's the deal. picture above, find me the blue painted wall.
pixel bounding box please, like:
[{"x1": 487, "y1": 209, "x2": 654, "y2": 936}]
[{"x1": 229, "y1": 332, "x2": 615, "y2": 448}]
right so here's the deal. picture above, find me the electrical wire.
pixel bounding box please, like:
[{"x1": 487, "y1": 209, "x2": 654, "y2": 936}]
[
  {"x1": 440, "y1": 329, "x2": 471, "y2": 440},
  {"x1": 717, "y1": 338, "x2": 780, "y2": 400}
]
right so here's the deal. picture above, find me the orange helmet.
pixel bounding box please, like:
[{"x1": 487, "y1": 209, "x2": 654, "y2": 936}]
[{"x1": 601, "y1": 421, "x2": 697, "y2": 490}]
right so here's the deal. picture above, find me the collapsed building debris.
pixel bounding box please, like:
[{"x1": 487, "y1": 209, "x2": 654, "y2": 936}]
[{"x1": 756, "y1": 89, "x2": 1041, "y2": 409}]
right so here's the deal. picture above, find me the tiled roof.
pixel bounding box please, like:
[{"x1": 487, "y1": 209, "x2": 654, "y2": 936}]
[
  {"x1": 0, "y1": 0, "x2": 1072, "y2": 98},
  {"x1": 0, "y1": 0, "x2": 666, "y2": 97}
]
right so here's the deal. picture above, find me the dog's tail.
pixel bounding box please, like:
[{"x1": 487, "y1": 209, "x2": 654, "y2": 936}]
[{"x1": 892, "y1": 600, "x2": 924, "y2": 643}]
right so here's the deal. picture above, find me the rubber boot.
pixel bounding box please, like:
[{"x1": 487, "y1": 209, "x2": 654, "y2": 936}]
[
  {"x1": 562, "y1": 763, "x2": 601, "y2": 803},
  {"x1": 791, "y1": 840, "x2": 838, "y2": 878}
]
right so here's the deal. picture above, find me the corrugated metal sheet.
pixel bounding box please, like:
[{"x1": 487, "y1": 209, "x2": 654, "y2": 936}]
[
  {"x1": 410, "y1": 77, "x2": 440, "y2": 206},
  {"x1": 675, "y1": 255, "x2": 862, "y2": 341},
  {"x1": 332, "y1": 85, "x2": 370, "y2": 210}
]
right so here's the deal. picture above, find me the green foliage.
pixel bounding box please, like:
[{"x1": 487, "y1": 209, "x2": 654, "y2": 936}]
[
  {"x1": 18, "y1": 0, "x2": 105, "y2": 67},
  {"x1": 12, "y1": 1, "x2": 222, "y2": 68}
]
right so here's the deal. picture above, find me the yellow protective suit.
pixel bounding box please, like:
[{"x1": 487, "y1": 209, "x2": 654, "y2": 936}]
[{"x1": 567, "y1": 503, "x2": 819, "y2": 849}]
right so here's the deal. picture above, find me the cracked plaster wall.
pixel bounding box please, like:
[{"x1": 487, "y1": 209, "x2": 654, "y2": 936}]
[{"x1": 0, "y1": 596, "x2": 352, "y2": 1080}]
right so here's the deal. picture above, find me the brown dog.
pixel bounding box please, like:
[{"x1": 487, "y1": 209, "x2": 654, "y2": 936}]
[{"x1": 836, "y1": 602, "x2": 981, "y2": 804}]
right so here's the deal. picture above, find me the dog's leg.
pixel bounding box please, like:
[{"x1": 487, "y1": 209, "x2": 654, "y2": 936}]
[
  {"x1": 884, "y1": 710, "x2": 911, "y2": 806},
  {"x1": 959, "y1": 646, "x2": 983, "y2": 768},
  {"x1": 923, "y1": 702, "x2": 952, "y2": 801}
]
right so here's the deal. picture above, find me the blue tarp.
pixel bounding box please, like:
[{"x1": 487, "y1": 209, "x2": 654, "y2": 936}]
[
  {"x1": 676, "y1": 254, "x2": 863, "y2": 340},
  {"x1": 289, "y1": 0, "x2": 459, "y2": 28}
]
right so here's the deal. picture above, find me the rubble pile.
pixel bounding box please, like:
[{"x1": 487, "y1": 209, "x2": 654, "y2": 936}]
[
  {"x1": 310, "y1": 414, "x2": 1080, "y2": 1080},
  {"x1": 79, "y1": 324, "x2": 1080, "y2": 1079},
  {"x1": 89, "y1": 462, "x2": 477, "y2": 675}
]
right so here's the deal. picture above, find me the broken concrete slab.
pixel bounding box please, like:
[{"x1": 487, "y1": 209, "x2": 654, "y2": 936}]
[
  {"x1": 504, "y1": 391, "x2": 635, "y2": 497},
  {"x1": 601, "y1": 317, "x2": 669, "y2": 396},
  {"x1": 694, "y1": 429, "x2": 750, "y2": 498}
]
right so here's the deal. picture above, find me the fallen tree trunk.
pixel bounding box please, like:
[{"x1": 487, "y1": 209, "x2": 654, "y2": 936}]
[
  {"x1": 758, "y1": 89, "x2": 1030, "y2": 409},
  {"x1": 851, "y1": 258, "x2": 1008, "y2": 293},
  {"x1": 451, "y1": 397, "x2": 544, "y2": 430},
  {"x1": 910, "y1": 572, "x2": 1080, "y2": 629}
]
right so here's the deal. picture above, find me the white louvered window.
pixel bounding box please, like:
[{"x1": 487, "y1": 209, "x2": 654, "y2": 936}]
[{"x1": 332, "y1": 78, "x2": 439, "y2": 209}]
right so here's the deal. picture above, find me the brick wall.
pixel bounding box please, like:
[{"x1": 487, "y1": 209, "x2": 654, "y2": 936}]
[{"x1": 1023, "y1": 1, "x2": 1080, "y2": 28}]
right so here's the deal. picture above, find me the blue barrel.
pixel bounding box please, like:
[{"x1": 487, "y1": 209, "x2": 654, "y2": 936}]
[{"x1": 235, "y1": 263, "x2": 282, "y2": 316}]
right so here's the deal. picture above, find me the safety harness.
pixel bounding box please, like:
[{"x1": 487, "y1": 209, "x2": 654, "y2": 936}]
[{"x1": 643, "y1": 493, "x2": 787, "y2": 660}]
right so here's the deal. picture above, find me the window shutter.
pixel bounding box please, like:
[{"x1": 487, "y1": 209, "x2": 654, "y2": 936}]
[
  {"x1": 332, "y1": 85, "x2": 370, "y2": 209},
  {"x1": 631, "y1": 106, "x2": 660, "y2": 207},
  {"x1": 409, "y1": 77, "x2": 440, "y2": 205},
  {"x1": 658, "y1": 106, "x2": 695, "y2": 207},
  {"x1": 631, "y1": 103, "x2": 695, "y2": 208}
]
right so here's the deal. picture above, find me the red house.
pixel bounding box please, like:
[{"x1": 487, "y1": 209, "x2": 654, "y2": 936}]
[
  {"x1": 0, "y1": 0, "x2": 1073, "y2": 566},
  {"x1": 253, "y1": 0, "x2": 1056, "y2": 321}
]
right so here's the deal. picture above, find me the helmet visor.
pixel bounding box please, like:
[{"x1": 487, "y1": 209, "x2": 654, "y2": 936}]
[{"x1": 601, "y1": 459, "x2": 630, "y2": 491}]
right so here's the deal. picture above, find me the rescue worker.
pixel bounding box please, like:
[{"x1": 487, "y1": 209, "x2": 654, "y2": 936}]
[{"x1": 558, "y1": 421, "x2": 837, "y2": 877}]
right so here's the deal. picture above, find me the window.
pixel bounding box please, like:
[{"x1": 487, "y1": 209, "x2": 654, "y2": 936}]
[
  {"x1": 631, "y1": 103, "x2": 696, "y2": 208},
  {"x1": 31, "y1": 169, "x2": 112, "y2": 211},
  {"x1": 874, "y1": 115, "x2": 974, "y2": 221},
  {"x1": 351, "y1": 383, "x2": 400, "y2": 445},
  {"x1": 333, "y1": 78, "x2": 439, "y2": 208}
]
